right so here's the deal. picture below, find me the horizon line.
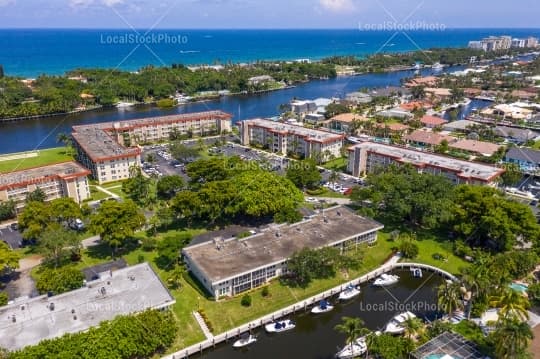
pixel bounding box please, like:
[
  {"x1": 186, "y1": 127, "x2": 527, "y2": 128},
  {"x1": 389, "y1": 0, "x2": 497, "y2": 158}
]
[{"x1": 1, "y1": 27, "x2": 540, "y2": 31}]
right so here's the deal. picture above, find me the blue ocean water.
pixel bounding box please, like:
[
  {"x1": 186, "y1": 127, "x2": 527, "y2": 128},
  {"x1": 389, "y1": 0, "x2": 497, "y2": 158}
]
[{"x1": 1, "y1": 28, "x2": 540, "y2": 77}]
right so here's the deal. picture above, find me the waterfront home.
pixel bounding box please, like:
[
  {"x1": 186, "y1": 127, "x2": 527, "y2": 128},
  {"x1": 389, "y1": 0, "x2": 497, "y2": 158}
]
[
  {"x1": 404, "y1": 129, "x2": 456, "y2": 150},
  {"x1": 448, "y1": 139, "x2": 502, "y2": 157},
  {"x1": 0, "y1": 162, "x2": 90, "y2": 213},
  {"x1": 347, "y1": 142, "x2": 504, "y2": 186},
  {"x1": 323, "y1": 113, "x2": 369, "y2": 133},
  {"x1": 247, "y1": 75, "x2": 275, "y2": 86},
  {"x1": 411, "y1": 332, "x2": 485, "y2": 359},
  {"x1": 345, "y1": 91, "x2": 372, "y2": 104},
  {"x1": 182, "y1": 206, "x2": 383, "y2": 298},
  {"x1": 483, "y1": 104, "x2": 533, "y2": 121},
  {"x1": 442, "y1": 119, "x2": 478, "y2": 133},
  {"x1": 405, "y1": 76, "x2": 439, "y2": 88},
  {"x1": 420, "y1": 115, "x2": 448, "y2": 129},
  {"x1": 494, "y1": 125, "x2": 540, "y2": 144},
  {"x1": 505, "y1": 147, "x2": 540, "y2": 172},
  {"x1": 376, "y1": 108, "x2": 413, "y2": 120}
]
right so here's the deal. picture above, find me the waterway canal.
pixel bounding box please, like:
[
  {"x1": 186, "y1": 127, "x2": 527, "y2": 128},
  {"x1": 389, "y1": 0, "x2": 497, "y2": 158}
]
[{"x1": 195, "y1": 269, "x2": 443, "y2": 359}]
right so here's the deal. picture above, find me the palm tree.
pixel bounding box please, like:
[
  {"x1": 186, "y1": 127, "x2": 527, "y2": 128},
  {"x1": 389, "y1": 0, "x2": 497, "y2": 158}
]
[
  {"x1": 402, "y1": 317, "x2": 424, "y2": 341},
  {"x1": 56, "y1": 132, "x2": 73, "y2": 155},
  {"x1": 437, "y1": 281, "x2": 463, "y2": 317},
  {"x1": 334, "y1": 316, "x2": 368, "y2": 354},
  {"x1": 493, "y1": 318, "x2": 533, "y2": 359},
  {"x1": 490, "y1": 288, "x2": 530, "y2": 322}
]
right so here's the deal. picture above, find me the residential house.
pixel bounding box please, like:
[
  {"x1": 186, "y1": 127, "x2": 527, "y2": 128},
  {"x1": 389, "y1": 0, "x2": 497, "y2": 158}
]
[
  {"x1": 405, "y1": 129, "x2": 456, "y2": 149},
  {"x1": 421, "y1": 115, "x2": 448, "y2": 129},
  {"x1": 505, "y1": 147, "x2": 540, "y2": 172},
  {"x1": 449, "y1": 139, "x2": 502, "y2": 157}
]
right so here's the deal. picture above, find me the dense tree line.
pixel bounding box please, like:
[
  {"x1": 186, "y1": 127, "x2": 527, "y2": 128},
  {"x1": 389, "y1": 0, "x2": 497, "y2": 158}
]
[
  {"x1": 0, "y1": 61, "x2": 335, "y2": 118},
  {"x1": 351, "y1": 164, "x2": 540, "y2": 252},
  {"x1": 8, "y1": 310, "x2": 177, "y2": 359},
  {"x1": 321, "y1": 47, "x2": 533, "y2": 72}
]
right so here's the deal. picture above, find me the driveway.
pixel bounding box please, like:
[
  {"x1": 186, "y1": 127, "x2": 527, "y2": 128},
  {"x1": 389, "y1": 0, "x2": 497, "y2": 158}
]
[{"x1": 0, "y1": 225, "x2": 23, "y2": 249}]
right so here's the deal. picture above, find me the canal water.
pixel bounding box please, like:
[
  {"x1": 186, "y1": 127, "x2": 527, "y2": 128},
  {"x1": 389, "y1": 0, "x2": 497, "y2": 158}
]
[
  {"x1": 0, "y1": 66, "x2": 462, "y2": 154},
  {"x1": 194, "y1": 269, "x2": 443, "y2": 359}
]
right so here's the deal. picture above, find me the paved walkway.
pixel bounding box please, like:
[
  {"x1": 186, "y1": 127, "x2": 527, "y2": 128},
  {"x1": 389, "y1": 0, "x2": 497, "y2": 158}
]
[
  {"x1": 193, "y1": 311, "x2": 214, "y2": 340},
  {"x1": 0, "y1": 151, "x2": 38, "y2": 162},
  {"x1": 312, "y1": 197, "x2": 352, "y2": 205},
  {"x1": 93, "y1": 185, "x2": 120, "y2": 199}
]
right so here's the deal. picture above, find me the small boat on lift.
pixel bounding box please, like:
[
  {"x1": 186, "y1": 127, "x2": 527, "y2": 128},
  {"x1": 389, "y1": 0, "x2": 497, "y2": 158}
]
[
  {"x1": 373, "y1": 273, "x2": 399, "y2": 287},
  {"x1": 335, "y1": 336, "x2": 367, "y2": 358},
  {"x1": 338, "y1": 284, "x2": 361, "y2": 301},
  {"x1": 311, "y1": 299, "x2": 334, "y2": 314},
  {"x1": 232, "y1": 333, "x2": 257, "y2": 348},
  {"x1": 385, "y1": 312, "x2": 417, "y2": 334},
  {"x1": 264, "y1": 319, "x2": 295, "y2": 333}
]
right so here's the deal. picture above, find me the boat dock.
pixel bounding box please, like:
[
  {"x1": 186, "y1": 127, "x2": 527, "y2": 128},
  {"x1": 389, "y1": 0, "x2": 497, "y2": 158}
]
[{"x1": 162, "y1": 260, "x2": 456, "y2": 359}]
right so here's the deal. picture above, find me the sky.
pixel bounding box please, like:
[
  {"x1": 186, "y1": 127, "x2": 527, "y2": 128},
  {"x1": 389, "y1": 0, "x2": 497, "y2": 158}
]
[{"x1": 0, "y1": 0, "x2": 539, "y2": 29}]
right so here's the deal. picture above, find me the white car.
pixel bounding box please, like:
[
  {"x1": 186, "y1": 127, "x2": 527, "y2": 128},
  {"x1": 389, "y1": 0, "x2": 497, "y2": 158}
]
[{"x1": 306, "y1": 197, "x2": 317, "y2": 203}]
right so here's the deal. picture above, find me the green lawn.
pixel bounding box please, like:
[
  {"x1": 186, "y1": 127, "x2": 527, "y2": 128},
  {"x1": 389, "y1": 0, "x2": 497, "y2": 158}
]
[
  {"x1": 107, "y1": 187, "x2": 128, "y2": 199},
  {"x1": 0, "y1": 147, "x2": 72, "y2": 173},
  {"x1": 411, "y1": 238, "x2": 470, "y2": 275},
  {"x1": 84, "y1": 185, "x2": 110, "y2": 202},
  {"x1": 322, "y1": 157, "x2": 348, "y2": 172}
]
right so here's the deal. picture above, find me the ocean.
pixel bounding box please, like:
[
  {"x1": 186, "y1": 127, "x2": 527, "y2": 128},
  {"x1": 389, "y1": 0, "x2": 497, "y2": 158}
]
[{"x1": 1, "y1": 28, "x2": 540, "y2": 77}]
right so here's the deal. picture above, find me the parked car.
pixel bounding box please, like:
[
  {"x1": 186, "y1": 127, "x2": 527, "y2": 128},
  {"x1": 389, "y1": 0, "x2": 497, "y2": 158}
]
[{"x1": 9, "y1": 222, "x2": 18, "y2": 231}]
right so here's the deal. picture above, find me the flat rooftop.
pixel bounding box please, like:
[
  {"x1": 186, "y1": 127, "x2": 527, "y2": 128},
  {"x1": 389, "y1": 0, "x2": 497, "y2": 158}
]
[
  {"x1": 244, "y1": 118, "x2": 344, "y2": 143},
  {"x1": 72, "y1": 127, "x2": 140, "y2": 162},
  {"x1": 350, "y1": 142, "x2": 503, "y2": 182},
  {"x1": 72, "y1": 111, "x2": 232, "y2": 132},
  {"x1": 0, "y1": 161, "x2": 90, "y2": 190},
  {"x1": 0, "y1": 262, "x2": 175, "y2": 351},
  {"x1": 71, "y1": 111, "x2": 232, "y2": 161},
  {"x1": 183, "y1": 206, "x2": 383, "y2": 284}
]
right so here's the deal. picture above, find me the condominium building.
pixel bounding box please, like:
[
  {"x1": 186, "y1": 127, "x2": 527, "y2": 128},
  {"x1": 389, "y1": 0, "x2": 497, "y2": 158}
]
[
  {"x1": 0, "y1": 262, "x2": 175, "y2": 351},
  {"x1": 72, "y1": 111, "x2": 232, "y2": 183},
  {"x1": 239, "y1": 118, "x2": 345, "y2": 162},
  {"x1": 182, "y1": 206, "x2": 383, "y2": 298},
  {"x1": 0, "y1": 162, "x2": 91, "y2": 212},
  {"x1": 347, "y1": 142, "x2": 504, "y2": 186}
]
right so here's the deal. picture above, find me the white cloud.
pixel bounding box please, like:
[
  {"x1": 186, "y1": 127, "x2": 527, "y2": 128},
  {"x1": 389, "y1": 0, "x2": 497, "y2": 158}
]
[
  {"x1": 319, "y1": 0, "x2": 355, "y2": 13},
  {"x1": 69, "y1": 0, "x2": 93, "y2": 7},
  {"x1": 102, "y1": 0, "x2": 124, "y2": 6},
  {"x1": 69, "y1": 0, "x2": 124, "y2": 8}
]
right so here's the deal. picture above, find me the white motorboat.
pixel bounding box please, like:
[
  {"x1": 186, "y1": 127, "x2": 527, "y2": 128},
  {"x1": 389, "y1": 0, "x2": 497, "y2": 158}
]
[
  {"x1": 265, "y1": 319, "x2": 295, "y2": 333},
  {"x1": 311, "y1": 299, "x2": 334, "y2": 314},
  {"x1": 432, "y1": 62, "x2": 444, "y2": 71},
  {"x1": 373, "y1": 273, "x2": 399, "y2": 287},
  {"x1": 115, "y1": 101, "x2": 135, "y2": 108},
  {"x1": 232, "y1": 334, "x2": 257, "y2": 348},
  {"x1": 335, "y1": 337, "x2": 367, "y2": 359},
  {"x1": 410, "y1": 267, "x2": 423, "y2": 278},
  {"x1": 384, "y1": 311, "x2": 417, "y2": 334},
  {"x1": 338, "y1": 285, "x2": 361, "y2": 301}
]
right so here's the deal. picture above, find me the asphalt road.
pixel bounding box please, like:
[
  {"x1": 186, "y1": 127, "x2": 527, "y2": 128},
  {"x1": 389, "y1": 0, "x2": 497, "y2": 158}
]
[{"x1": 0, "y1": 225, "x2": 23, "y2": 249}]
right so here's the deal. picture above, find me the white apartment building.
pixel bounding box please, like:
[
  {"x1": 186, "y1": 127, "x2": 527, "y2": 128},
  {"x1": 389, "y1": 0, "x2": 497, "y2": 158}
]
[
  {"x1": 239, "y1": 118, "x2": 344, "y2": 162},
  {"x1": 72, "y1": 111, "x2": 232, "y2": 184},
  {"x1": 182, "y1": 206, "x2": 383, "y2": 298},
  {"x1": 347, "y1": 142, "x2": 504, "y2": 186},
  {"x1": 0, "y1": 162, "x2": 91, "y2": 212}
]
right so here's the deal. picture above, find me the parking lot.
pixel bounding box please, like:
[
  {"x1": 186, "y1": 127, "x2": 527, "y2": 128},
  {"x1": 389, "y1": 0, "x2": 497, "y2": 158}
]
[{"x1": 0, "y1": 225, "x2": 23, "y2": 249}]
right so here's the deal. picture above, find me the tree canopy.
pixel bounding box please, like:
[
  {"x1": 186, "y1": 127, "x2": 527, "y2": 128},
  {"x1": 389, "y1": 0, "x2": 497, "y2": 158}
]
[
  {"x1": 0, "y1": 241, "x2": 20, "y2": 274},
  {"x1": 89, "y1": 199, "x2": 145, "y2": 254},
  {"x1": 286, "y1": 159, "x2": 322, "y2": 190},
  {"x1": 452, "y1": 185, "x2": 540, "y2": 251},
  {"x1": 351, "y1": 164, "x2": 455, "y2": 228}
]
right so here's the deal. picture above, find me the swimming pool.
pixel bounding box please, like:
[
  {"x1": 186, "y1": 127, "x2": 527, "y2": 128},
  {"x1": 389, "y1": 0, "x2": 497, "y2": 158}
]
[{"x1": 509, "y1": 282, "x2": 529, "y2": 293}]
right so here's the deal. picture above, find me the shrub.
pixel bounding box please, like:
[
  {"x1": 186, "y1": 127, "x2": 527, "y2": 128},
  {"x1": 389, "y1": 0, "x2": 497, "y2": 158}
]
[
  {"x1": 36, "y1": 267, "x2": 84, "y2": 295},
  {"x1": 137, "y1": 254, "x2": 145, "y2": 263},
  {"x1": 9, "y1": 310, "x2": 176, "y2": 359},
  {"x1": 399, "y1": 241, "x2": 419, "y2": 259},
  {"x1": 156, "y1": 98, "x2": 176, "y2": 108},
  {"x1": 528, "y1": 283, "x2": 540, "y2": 305},
  {"x1": 261, "y1": 286, "x2": 270, "y2": 297},
  {"x1": 0, "y1": 292, "x2": 8, "y2": 306},
  {"x1": 241, "y1": 294, "x2": 252, "y2": 307},
  {"x1": 141, "y1": 237, "x2": 156, "y2": 251},
  {"x1": 453, "y1": 240, "x2": 473, "y2": 258}
]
